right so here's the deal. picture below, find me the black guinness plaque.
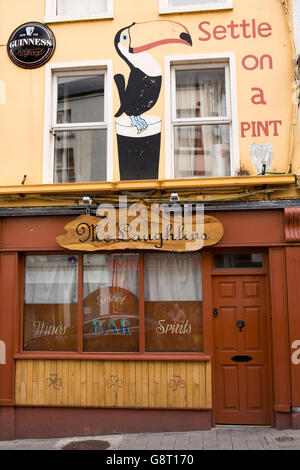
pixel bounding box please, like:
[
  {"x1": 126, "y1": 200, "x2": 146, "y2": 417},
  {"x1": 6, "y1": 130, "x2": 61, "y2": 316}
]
[{"x1": 7, "y1": 22, "x2": 56, "y2": 69}]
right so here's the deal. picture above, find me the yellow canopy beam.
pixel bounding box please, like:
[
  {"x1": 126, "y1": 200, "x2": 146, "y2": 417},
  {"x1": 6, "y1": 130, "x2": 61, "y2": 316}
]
[{"x1": 0, "y1": 175, "x2": 296, "y2": 196}]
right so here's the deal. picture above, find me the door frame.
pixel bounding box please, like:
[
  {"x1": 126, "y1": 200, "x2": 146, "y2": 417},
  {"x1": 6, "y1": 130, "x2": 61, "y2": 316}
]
[{"x1": 202, "y1": 248, "x2": 274, "y2": 427}]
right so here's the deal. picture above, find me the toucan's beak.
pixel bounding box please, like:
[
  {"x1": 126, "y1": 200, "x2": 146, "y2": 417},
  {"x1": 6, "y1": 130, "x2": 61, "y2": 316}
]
[{"x1": 129, "y1": 20, "x2": 192, "y2": 53}]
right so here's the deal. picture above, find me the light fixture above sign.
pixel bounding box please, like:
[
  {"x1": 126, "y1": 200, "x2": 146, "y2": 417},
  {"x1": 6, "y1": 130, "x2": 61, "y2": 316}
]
[{"x1": 7, "y1": 22, "x2": 56, "y2": 69}]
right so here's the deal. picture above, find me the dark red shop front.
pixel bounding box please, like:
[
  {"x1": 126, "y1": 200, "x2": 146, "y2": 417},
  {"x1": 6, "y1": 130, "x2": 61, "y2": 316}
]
[{"x1": 0, "y1": 207, "x2": 299, "y2": 440}]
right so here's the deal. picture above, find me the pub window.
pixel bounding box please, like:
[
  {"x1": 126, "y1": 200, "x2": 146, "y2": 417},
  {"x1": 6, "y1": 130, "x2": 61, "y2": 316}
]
[
  {"x1": 23, "y1": 255, "x2": 78, "y2": 351},
  {"x1": 171, "y1": 64, "x2": 232, "y2": 179},
  {"x1": 83, "y1": 254, "x2": 140, "y2": 353},
  {"x1": 45, "y1": 0, "x2": 114, "y2": 22},
  {"x1": 22, "y1": 253, "x2": 203, "y2": 355},
  {"x1": 159, "y1": 0, "x2": 232, "y2": 14},
  {"x1": 145, "y1": 253, "x2": 203, "y2": 352},
  {"x1": 52, "y1": 70, "x2": 108, "y2": 183}
]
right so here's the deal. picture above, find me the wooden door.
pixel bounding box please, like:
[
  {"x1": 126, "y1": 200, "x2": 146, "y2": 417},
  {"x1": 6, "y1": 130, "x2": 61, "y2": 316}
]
[{"x1": 213, "y1": 275, "x2": 272, "y2": 425}]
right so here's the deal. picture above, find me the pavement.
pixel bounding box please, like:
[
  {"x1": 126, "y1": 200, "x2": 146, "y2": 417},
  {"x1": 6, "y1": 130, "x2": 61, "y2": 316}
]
[{"x1": 0, "y1": 426, "x2": 300, "y2": 450}]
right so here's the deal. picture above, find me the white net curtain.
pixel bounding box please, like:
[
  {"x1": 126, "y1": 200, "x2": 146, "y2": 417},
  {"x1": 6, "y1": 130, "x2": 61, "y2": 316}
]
[
  {"x1": 144, "y1": 253, "x2": 202, "y2": 301},
  {"x1": 24, "y1": 255, "x2": 78, "y2": 304},
  {"x1": 25, "y1": 254, "x2": 201, "y2": 303},
  {"x1": 175, "y1": 69, "x2": 230, "y2": 178},
  {"x1": 175, "y1": 69, "x2": 226, "y2": 120},
  {"x1": 83, "y1": 254, "x2": 139, "y2": 298},
  {"x1": 56, "y1": 0, "x2": 107, "y2": 15}
]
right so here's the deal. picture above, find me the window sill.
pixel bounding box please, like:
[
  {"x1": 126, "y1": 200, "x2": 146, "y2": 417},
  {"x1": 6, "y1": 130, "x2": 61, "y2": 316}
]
[
  {"x1": 159, "y1": 3, "x2": 232, "y2": 15},
  {"x1": 15, "y1": 353, "x2": 211, "y2": 361},
  {"x1": 45, "y1": 13, "x2": 113, "y2": 24}
]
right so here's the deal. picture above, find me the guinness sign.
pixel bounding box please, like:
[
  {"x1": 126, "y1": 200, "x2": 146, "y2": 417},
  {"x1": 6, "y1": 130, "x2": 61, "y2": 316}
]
[{"x1": 7, "y1": 22, "x2": 55, "y2": 69}]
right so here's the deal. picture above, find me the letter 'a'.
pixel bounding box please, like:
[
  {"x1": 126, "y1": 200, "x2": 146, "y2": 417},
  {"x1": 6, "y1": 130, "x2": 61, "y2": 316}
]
[
  {"x1": 0, "y1": 340, "x2": 6, "y2": 365},
  {"x1": 292, "y1": 340, "x2": 300, "y2": 365}
]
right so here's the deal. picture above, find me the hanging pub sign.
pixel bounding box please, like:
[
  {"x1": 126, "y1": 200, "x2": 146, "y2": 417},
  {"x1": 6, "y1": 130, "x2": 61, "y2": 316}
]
[
  {"x1": 7, "y1": 22, "x2": 56, "y2": 69},
  {"x1": 56, "y1": 199, "x2": 224, "y2": 252}
]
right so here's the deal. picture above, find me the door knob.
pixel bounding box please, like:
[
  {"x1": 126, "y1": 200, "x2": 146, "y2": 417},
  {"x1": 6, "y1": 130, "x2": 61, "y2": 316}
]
[{"x1": 236, "y1": 320, "x2": 245, "y2": 332}]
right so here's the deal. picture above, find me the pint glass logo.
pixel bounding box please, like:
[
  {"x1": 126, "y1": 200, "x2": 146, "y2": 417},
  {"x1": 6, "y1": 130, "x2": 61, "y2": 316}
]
[{"x1": 7, "y1": 22, "x2": 56, "y2": 69}]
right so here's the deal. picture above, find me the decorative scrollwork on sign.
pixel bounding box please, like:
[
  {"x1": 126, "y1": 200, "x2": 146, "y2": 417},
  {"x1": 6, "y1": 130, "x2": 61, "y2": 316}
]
[
  {"x1": 107, "y1": 375, "x2": 122, "y2": 392},
  {"x1": 46, "y1": 374, "x2": 62, "y2": 390},
  {"x1": 168, "y1": 375, "x2": 186, "y2": 392}
]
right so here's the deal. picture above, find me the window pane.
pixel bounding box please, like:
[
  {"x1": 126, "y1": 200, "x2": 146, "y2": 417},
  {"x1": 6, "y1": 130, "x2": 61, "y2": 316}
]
[
  {"x1": 174, "y1": 124, "x2": 230, "y2": 178},
  {"x1": 57, "y1": 75, "x2": 105, "y2": 124},
  {"x1": 23, "y1": 255, "x2": 78, "y2": 351},
  {"x1": 57, "y1": 0, "x2": 108, "y2": 15},
  {"x1": 83, "y1": 254, "x2": 139, "y2": 352},
  {"x1": 54, "y1": 129, "x2": 107, "y2": 183},
  {"x1": 145, "y1": 253, "x2": 203, "y2": 352},
  {"x1": 214, "y1": 253, "x2": 264, "y2": 269},
  {"x1": 176, "y1": 69, "x2": 226, "y2": 119},
  {"x1": 170, "y1": 0, "x2": 227, "y2": 5}
]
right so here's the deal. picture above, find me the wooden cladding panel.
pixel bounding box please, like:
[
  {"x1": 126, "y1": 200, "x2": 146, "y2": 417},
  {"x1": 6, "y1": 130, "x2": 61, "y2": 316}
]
[{"x1": 15, "y1": 360, "x2": 211, "y2": 409}]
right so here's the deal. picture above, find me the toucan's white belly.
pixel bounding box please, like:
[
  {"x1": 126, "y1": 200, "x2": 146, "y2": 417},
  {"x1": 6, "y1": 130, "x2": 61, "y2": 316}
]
[{"x1": 118, "y1": 44, "x2": 161, "y2": 77}]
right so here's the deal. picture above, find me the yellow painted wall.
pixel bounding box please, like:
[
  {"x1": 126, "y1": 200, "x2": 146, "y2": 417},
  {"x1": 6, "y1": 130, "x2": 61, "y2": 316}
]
[
  {"x1": 15, "y1": 359, "x2": 212, "y2": 409},
  {"x1": 0, "y1": 0, "x2": 298, "y2": 188}
]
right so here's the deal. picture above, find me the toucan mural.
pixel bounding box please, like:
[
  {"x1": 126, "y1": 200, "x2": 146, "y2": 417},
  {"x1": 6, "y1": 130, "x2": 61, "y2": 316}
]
[{"x1": 114, "y1": 20, "x2": 192, "y2": 181}]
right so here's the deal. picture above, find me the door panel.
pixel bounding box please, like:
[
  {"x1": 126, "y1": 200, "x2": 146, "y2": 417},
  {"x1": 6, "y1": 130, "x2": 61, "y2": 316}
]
[
  {"x1": 213, "y1": 275, "x2": 272, "y2": 425},
  {"x1": 222, "y1": 365, "x2": 240, "y2": 410},
  {"x1": 245, "y1": 366, "x2": 263, "y2": 409},
  {"x1": 218, "y1": 282, "x2": 237, "y2": 299},
  {"x1": 242, "y1": 281, "x2": 260, "y2": 298},
  {"x1": 244, "y1": 307, "x2": 261, "y2": 350},
  {"x1": 220, "y1": 307, "x2": 238, "y2": 350}
]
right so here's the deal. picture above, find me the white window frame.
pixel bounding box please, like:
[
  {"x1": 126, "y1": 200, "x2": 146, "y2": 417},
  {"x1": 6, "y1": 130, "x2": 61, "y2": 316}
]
[
  {"x1": 164, "y1": 53, "x2": 239, "y2": 179},
  {"x1": 159, "y1": 0, "x2": 232, "y2": 15},
  {"x1": 45, "y1": 0, "x2": 114, "y2": 23},
  {"x1": 43, "y1": 60, "x2": 113, "y2": 184},
  {"x1": 293, "y1": 0, "x2": 300, "y2": 54}
]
